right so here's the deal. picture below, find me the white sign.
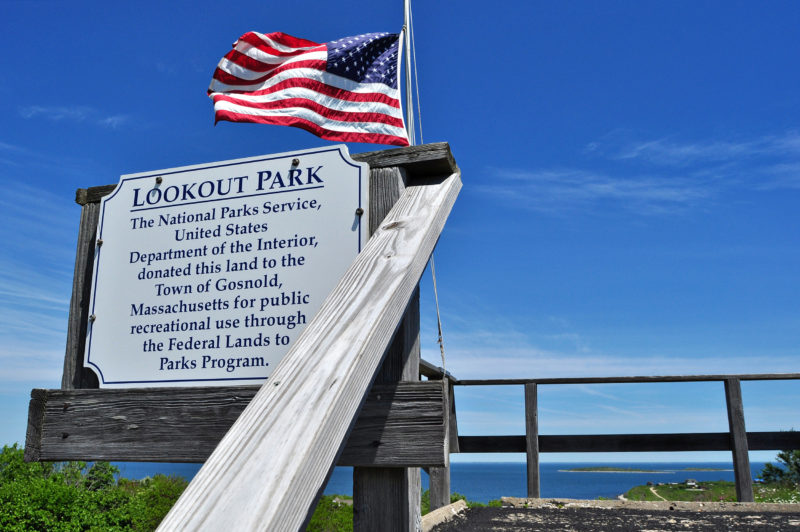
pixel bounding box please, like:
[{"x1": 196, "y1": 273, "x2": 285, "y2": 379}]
[{"x1": 84, "y1": 145, "x2": 368, "y2": 387}]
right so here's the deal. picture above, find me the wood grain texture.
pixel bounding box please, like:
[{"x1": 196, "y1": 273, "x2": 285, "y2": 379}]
[
  {"x1": 353, "y1": 468, "x2": 419, "y2": 531},
  {"x1": 447, "y1": 381, "x2": 459, "y2": 453},
  {"x1": 26, "y1": 382, "x2": 446, "y2": 466},
  {"x1": 24, "y1": 389, "x2": 47, "y2": 462},
  {"x1": 457, "y1": 431, "x2": 800, "y2": 453},
  {"x1": 62, "y1": 202, "x2": 100, "y2": 390},
  {"x1": 447, "y1": 382, "x2": 458, "y2": 453},
  {"x1": 353, "y1": 165, "x2": 420, "y2": 532},
  {"x1": 76, "y1": 184, "x2": 117, "y2": 205},
  {"x1": 428, "y1": 467, "x2": 450, "y2": 512},
  {"x1": 524, "y1": 383, "x2": 540, "y2": 498},
  {"x1": 368, "y1": 166, "x2": 407, "y2": 236},
  {"x1": 155, "y1": 170, "x2": 461, "y2": 532},
  {"x1": 352, "y1": 142, "x2": 457, "y2": 179},
  {"x1": 422, "y1": 365, "x2": 455, "y2": 513},
  {"x1": 338, "y1": 378, "x2": 446, "y2": 467},
  {"x1": 725, "y1": 378, "x2": 754, "y2": 502}
]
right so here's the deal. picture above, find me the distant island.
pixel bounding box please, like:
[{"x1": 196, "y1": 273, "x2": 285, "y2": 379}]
[
  {"x1": 560, "y1": 467, "x2": 669, "y2": 473},
  {"x1": 561, "y1": 466, "x2": 729, "y2": 473}
]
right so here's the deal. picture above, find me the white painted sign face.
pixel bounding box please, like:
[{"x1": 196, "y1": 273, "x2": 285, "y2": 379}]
[{"x1": 84, "y1": 145, "x2": 368, "y2": 387}]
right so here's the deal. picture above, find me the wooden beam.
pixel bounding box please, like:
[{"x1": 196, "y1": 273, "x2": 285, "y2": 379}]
[
  {"x1": 62, "y1": 202, "x2": 100, "y2": 389},
  {"x1": 524, "y1": 383, "x2": 540, "y2": 498},
  {"x1": 353, "y1": 296, "x2": 422, "y2": 527},
  {"x1": 725, "y1": 378, "x2": 754, "y2": 502},
  {"x1": 25, "y1": 389, "x2": 47, "y2": 462},
  {"x1": 456, "y1": 431, "x2": 800, "y2": 453},
  {"x1": 456, "y1": 373, "x2": 800, "y2": 386},
  {"x1": 427, "y1": 379, "x2": 456, "y2": 512},
  {"x1": 447, "y1": 381, "x2": 459, "y2": 454},
  {"x1": 354, "y1": 165, "x2": 421, "y2": 532},
  {"x1": 419, "y1": 359, "x2": 458, "y2": 383},
  {"x1": 352, "y1": 142, "x2": 457, "y2": 179},
  {"x1": 74, "y1": 143, "x2": 458, "y2": 206},
  {"x1": 338, "y1": 376, "x2": 445, "y2": 467},
  {"x1": 457, "y1": 436, "x2": 525, "y2": 453},
  {"x1": 25, "y1": 382, "x2": 446, "y2": 466},
  {"x1": 428, "y1": 467, "x2": 450, "y2": 511},
  {"x1": 155, "y1": 169, "x2": 461, "y2": 531},
  {"x1": 748, "y1": 431, "x2": 800, "y2": 449},
  {"x1": 75, "y1": 184, "x2": 116, "y2": 206}
]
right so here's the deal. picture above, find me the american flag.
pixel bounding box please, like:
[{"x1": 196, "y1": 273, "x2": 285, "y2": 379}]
[{"x1": 208, "y1": 31, "x2": 409, "y2": 146}]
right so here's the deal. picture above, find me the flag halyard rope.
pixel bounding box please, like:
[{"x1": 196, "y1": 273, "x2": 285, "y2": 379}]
[{"x1": 405, "y1": 0, "x2": 446, "y2": 371}]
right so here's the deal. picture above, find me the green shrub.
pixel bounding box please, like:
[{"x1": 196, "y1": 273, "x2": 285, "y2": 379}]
[
  {"x1": 0, "y1": 444, "x2": 182, "y2": 531},
  {"x1": 306, "y1": 495, "x2": 353, "y2": 532},
  {"x1": 758, "y1": 449, "x2": 800, "y2": 487}
]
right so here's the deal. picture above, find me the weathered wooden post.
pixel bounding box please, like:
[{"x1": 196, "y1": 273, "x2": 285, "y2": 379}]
[
  {"x1": 525, "y1": 382, "x2": 540, "y2": 498},
  {"x1": 353, "y1": 166, "x2": 421, "y2": 531},
  {"x1": 62, "y1": 191, "x2": 103, "y2": 390},
  {"x1": 428, "y1": 378, "x2": 458, "y2": 511},
  {"x1": 725, "y1": 378, "x2": 754, "y2": 502}
]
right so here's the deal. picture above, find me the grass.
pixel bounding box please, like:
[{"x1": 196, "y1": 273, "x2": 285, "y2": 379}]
[
  {"x1": 306, "y1": 495, "x2": 354, "y2": 532},
  {"x1": 307, "y1": 490, "x2": 503, "y2": 532},
  {"x1": 624, "y1": 480, "x2": 800, "y2": 503},
  {"x1": 421, "y1": 489, "x2": 502, "y2": 514}
]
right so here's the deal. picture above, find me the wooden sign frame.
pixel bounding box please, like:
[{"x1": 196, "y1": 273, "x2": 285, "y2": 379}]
[{"x1": 27, "y1": 142, "x2": 461, "y2": 532}]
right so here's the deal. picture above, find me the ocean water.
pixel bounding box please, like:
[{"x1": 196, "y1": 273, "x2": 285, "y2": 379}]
[{"x1": 112, "y1": 461, "x2": 767, "y2": 503}]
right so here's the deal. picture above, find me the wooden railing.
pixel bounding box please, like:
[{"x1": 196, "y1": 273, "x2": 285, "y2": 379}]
[{"x1": 425, "y1": 372, "x2": 800, "y2": 504}]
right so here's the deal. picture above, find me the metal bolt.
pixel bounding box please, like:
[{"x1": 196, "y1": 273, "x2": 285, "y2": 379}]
[
  {"x1": 96, "y1": 238, "x2": 103, "y2": 247},
  {"x1": 89, "y1": 314, "x2": 96, "y2": 322},
  {"x1": 155, "y1": 176, "x2": 163, "y2": 184},
  {"x1": 355, "y1": 207, "x2": 364, "y2": 216},
  {"x1": 292, "y1": 158, "x2": 300, "y2": 166}
]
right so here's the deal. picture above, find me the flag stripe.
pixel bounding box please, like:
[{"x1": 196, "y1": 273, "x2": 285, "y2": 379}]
[
  {"x1": 224, "y1": 50, "x2": 287, "y2": 74},
  {"x1": 214, "y1": 88, "x2": 402, "y2": 120},
  {"x1": 209, "y1": 31, "x2": 408, "y2": 146},
  {"x1": 214, "y1": 109, "x2": 409, "y2": 146},
  {"x1": 211, "y1": 67, "x2": 400, "y2": 102},
  {"x1": 212, "y1": 76, "x2": 401, "y2": 109},
  {"x1": 246, "y1": 31, "x2": 320, "y2": 53},
  {"x1": 214, "y1": 56, "x2": 327, "y2": 84},
  {"x1": 213, "y1": 99, "x2": 407, "y2": 136},
  {"x1": 234, "y1": 36, "x2": 325, "y2": 64},
  {"x1": 212, "y1": 95, "x2": 405, "y2": 127}
]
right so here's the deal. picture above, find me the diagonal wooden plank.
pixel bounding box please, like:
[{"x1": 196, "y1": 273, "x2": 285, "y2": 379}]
[{"x1": 157, "y1": 171, "x2": 461, "y2": 532}]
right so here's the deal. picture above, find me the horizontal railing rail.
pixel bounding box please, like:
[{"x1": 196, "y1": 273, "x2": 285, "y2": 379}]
[
  {"x1": 458, "y1": 432, "x2": 800, "y2": 453},
  {"x1": 456, "y1": 372, "x2": 800, "y2": 385},
  {"x1": 441, "y1": 373, "x2": 800, "y2": 503}
]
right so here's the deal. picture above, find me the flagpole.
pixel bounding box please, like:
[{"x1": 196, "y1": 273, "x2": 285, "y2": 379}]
[{"x1": 404, "y1": 0, "x2": 415, "y2": 146}]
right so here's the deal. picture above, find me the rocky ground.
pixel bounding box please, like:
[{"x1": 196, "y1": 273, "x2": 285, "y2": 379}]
[{"x1": 426, "y1": 498, "x2": 800, "y2": 531}]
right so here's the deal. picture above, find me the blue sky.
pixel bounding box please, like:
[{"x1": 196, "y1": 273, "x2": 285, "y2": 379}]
[{"x1": 1, "y1": 1, "x2": 799, "y2": 464}]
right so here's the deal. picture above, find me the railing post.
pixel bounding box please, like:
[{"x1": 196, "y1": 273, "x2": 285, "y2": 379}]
[
  {"x1": 724, "y1": 378, "x2": 754, "y2": 502},
  {"x1": 428, "y1": 466, "x2": 450, "y2": 511},
  {"x1": 429, "y1": 381, "x2": 456, "y2": 511},
  {"x1": 525, "y1": 382, "x2": 540, "y2": 498}
]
